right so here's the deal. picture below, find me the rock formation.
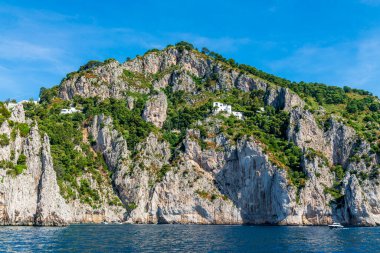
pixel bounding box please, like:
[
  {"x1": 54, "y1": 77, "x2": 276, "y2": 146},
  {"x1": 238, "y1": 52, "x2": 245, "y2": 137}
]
[{"x1": 1, "y1": 46, "x2": 379, "y2": 226}]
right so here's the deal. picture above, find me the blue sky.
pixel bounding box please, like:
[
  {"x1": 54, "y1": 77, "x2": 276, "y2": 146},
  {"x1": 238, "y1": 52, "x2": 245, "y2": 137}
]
[{"x1": 1, "y1": 0, "x2": 380, "y2": 100}]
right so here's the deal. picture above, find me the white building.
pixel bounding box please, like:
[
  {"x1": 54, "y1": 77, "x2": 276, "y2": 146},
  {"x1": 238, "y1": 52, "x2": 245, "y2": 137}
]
[
  {"x1": 213, "y1": 102, "x2": 243, "y2": 120},
  {"x1": 257, "y1": 107, "x2": 265, "y2": 113},
  {"x1": 60, "y1": 107, "x2": 81, "y2": 114},
  {"x1": 232, "y1": 111, "x2": 243, "y2": 120},
  {"x1": 213, "y1": 102, "x2": 232, "y2": 114}
]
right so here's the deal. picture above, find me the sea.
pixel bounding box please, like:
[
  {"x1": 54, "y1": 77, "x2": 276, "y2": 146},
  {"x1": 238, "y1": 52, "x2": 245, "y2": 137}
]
[{"x1": 0, "y1": 224, "x2": 379, "y2": 252}]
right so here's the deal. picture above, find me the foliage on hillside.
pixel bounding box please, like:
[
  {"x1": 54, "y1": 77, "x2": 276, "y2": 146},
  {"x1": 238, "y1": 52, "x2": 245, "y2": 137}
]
[
  {"x1": 0, "y1": 102, "x2": 11, "y2": 125},
  {"x1": 23, "y1": 100, "x2": 110, "y2": 207},
  {"x1": 14, "y1": 41, "x2": 380, "y2": 201},
  {"x1": 161, "y1": 85, "x2": 306, "y2": 191},
  {"x1": 194, "y1": 44, "x2": 380, "y2": 145}
]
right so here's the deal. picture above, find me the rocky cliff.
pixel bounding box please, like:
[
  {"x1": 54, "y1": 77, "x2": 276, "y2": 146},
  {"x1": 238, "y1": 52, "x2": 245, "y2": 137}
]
[
  {"x1": 0, "y1": 105, "x2": 124, "y2": 225},
  {"x1": 1, "y1": 44, "x2": 380, "y2": 226}
]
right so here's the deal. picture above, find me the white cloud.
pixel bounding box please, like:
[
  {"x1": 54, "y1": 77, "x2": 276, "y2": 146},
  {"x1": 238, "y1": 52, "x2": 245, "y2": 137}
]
[
  {"x1": 0, "y1": 40, "x2": 61, "y2": 62},
  {"x1": 360, "y1": 0, "x2": 380, "y2": 6},
  {"x1": 268, "y1": 31, "x2": 380, "y2": 95}
]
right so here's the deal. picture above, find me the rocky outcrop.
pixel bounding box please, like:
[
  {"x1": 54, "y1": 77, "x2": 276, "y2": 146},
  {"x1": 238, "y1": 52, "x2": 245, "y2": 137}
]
[
  {"x1": 215, "y1": 137, "x2": 298, "y2": 224},
  {"x1": 7, "y1": 103, "x2": 25, "y2": 123},
  {"x1": 287, "y1": 108, "x2": 360, "y2": 166},
  {"x1": 0, "y1": 105, "x2": 125, "y2": 226},
  {"x1": 0, "y1": 124, "x2": 41, "y2": 225},
  {"x1": 287, "y1": 108, "x2": 327, "y2": 155},
  {"x1": 58, "y1": 48, "x2": 303, "y2": 113},
  {"x1": 142, "y1": 92, "x2": 168, "y2": 128},
  {"x1": 298, "y1": 154, "x2": 334, "y2": 225},
  {"x1": 265, "y1": 87, "x2": 305, "y2": 111},
  {"x1": 343, "y1": 175, "x2": 380, "y2": 226},
  {"x1": 34, "y1": 134, "x2": 71, "y2": 226},
  {"x1": 86, "y1": 114, "x2": 355, "y2": 225}
]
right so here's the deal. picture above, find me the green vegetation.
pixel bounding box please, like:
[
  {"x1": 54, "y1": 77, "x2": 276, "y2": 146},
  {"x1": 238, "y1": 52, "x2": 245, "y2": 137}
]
[
  {"x1": 195, "y1": 190, "x2": 221, "y2": 202},
  {"x1": 369, "y1": 167, "x2": 380, "y2": 181},
  {"x1": 161, "y1": 86, "x2": 306, "y2": 191},
  {"x1": 175, "y1": 41, "x2": 195, "y2": 51},
  {"x1": 162, "y1": 88, "x2": 212, "y2": 155},
  {"x1": 198, "y1": 44, "x2": 380, "y2": 146},
  {"x1": 79, "y1": 179, "x2": 100, "y2": 205},
  {"x1": 331, "y1": 165, "x2": 345, "y2": 181},
  {"x1": 39, "y1": 86, "x2": 59, "y2": 104},
  {"x1": 78, "y1": 60, "x2": 103, "y2": 72},
  {"x1": 13, "y1": 42, "x2": 380, "y2": 210},
  {"x1": 156, "y1": 164, "x2": 171, "y2": 182},
  {"x1": 121, "y1": 70, "x2": 152, "y2": 89},
  {"x1": 323, "y1": 164, "x2": 346, "y2": 207},
  {"x1": 323, "y1": 184, "x2": 344, "y2": 208},
  {"x1": 126, "y1": 202, "x2": 137, "y2": 211},
  {"x1": 0, "y1": 134, "x2": 9, "y2": 146},
  {"x1": 10, "y1": 122, "x2": 30, "y2": 138},
  {"x1": 62, "y1": 58, "x2": 119, "y2": 82},
  {"x1": 108, "y1": 196, "x2": 123, "y2": 206},
  {"x1": 144, "y1": 48, "x2": 160, "y2": 55},
  {"x1": 0, "y1": 102, "x2": 11, "y2": 125},
  {"x1": 14, "y1": 154, "x2": 27, "y2": 175},
  {"x1": 305, "y1": 148, "x2": 329, "y2": 167},
  {"x1": 209, "y1": 89, "x2": 305, "y2": 190},
  {"x1": 23, "y1": 98, "x2": 107, "y2": 205},
  {"x1": 22, "y1": 89, "x2": 157, "y2": 205},
  {"x1": 0, "y1": 153, "x2": 27, "y2": 176},
  {"x1": 77, "y1": 96, "x2": 155, "y2": 151}
]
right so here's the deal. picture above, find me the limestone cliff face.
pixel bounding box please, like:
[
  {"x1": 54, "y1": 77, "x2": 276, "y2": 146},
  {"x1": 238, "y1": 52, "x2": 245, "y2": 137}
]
[
  {"x1": 343, "y1": 175, "x2": 380, "y2": 225},
  {"x1": 85, "y1": 116, "x2": 348, "y2": 225},
  {"x1": 58, "y1": 48, "x2": 302, "y2": 111},
  {"x1": 2, "y1": 47, "x2": 380, "y2": 226},
  {"x1": 0, "y1": 123, "x2": 41, "y2": 225},
  {"x1": 142, "y1": 92, "x2": 168, "y2": 128},
  {"x1": 0, "y1": 105, "x2": 125, "y2": 225},
  {"x1": 34, "y1": 134, "x2": 71, "y2": 226},
  {"x1": 287, "y1": 107, "x2": 380, "y2": 225}
]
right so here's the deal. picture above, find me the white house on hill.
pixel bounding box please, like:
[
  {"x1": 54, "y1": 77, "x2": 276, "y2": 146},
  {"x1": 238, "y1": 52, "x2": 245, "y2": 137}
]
[
  {"x1": 60, "y1": 107, "x2": 81, "y2": 114},
  {"x1": 232, "y1": 111, "x2": 243, "y2": 119},
  {"x1": 213, "y1": 102, "x2": 232, "y2": 114},
  {"x1": 213, "y1": 102, "x2": 243, "y2": 120}
]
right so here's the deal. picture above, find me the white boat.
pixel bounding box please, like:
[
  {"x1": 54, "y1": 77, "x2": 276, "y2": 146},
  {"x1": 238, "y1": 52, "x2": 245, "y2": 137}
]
[{"x1": 328, "y1": 222, "x2": 344, "y2": 228}]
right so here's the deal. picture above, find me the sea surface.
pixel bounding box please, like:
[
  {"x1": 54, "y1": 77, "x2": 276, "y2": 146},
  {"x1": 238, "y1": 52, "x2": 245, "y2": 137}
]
[{"x1": 0, "y1": 224, "x2": 379, "y2": 252}]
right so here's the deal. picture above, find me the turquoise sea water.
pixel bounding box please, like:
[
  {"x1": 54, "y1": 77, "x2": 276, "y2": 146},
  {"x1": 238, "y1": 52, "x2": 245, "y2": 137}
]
[{"x1": 0, "y1": 224, "x2": 379, "y2": 252}]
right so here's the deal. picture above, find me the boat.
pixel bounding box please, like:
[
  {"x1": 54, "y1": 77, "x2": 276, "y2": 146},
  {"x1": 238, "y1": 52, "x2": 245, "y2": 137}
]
[{"x1": 328, "y1": 222, "x2": 344, "y2": 228}]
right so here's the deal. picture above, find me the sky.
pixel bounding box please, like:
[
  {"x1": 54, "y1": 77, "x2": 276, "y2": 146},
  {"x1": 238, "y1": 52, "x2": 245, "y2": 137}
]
[{"x1": 1, "y1": 0, "x2": 380, "y2": 100}]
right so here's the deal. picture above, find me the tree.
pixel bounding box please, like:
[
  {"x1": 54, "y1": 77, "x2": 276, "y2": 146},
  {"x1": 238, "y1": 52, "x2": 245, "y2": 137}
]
[
  {"x1": 343, "y1": 86, "x2": 352, "y2": 93},
  {"x1": 39, "y1": 86, "x2": 58, "y2": 104},
  {"x1": 175, "y1": 41, "x2": 194, "y2": 50},
  {"x1": 227, "y1": 58, "x2": 237, "y2": 67},
  {"x1": 78, "y1": 60, "x2": 102, "y2": 72},
  {"x1": 201, "y1": 47, "x2": 210, "y2": 55},
  {"x1": 346, "y1": 103, "x2": 358, "y2": 113},
  {"x1": 369, "y1": 103, "x2": 380, "y2": 112}
]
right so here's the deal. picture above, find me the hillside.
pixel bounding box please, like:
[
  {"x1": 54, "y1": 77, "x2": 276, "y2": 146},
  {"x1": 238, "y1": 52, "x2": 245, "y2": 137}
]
[{"x1": 0, "y1": 41, "x2": 379, "y2": 226}]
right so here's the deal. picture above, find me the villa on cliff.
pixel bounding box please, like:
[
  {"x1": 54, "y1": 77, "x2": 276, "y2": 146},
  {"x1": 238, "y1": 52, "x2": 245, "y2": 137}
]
[
  {"x1": 60, "y1": 107, "x2": 81, "y2": 114},
  {"x1": 213, "y1": 102, "x2": 243, "y2": 120}
]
